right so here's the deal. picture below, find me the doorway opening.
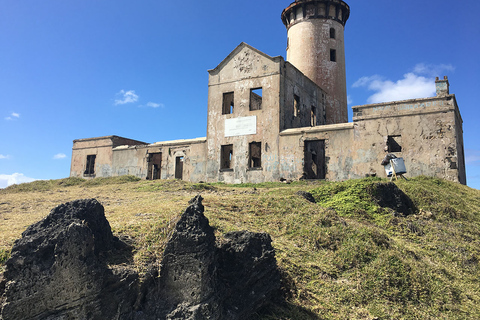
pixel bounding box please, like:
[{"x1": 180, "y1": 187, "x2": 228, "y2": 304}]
[
  {"x1": 147, "y1": 153, "x2": 162, "y2": 180},
  {"x1": 175, "y1": 156, "x2": 184, "y2": 180},
  {"x1": 304, "y1": 140, "x2": 326, "y2": 179}
]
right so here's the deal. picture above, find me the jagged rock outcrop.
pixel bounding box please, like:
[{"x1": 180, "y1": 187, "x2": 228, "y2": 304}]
[
  {"x1": 0, "y1": 199, "x2": 139, "y2": 320},
  {"x1": 0, "y1": 196, "x2": 280, "y2": 320}
]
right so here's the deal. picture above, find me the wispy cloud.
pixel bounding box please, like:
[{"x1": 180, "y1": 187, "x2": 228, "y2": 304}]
[
  {"x1": 0, "y1": 173, "x2": 37, "y2": 188},
  {"x1": 353, "y1": 63, "x2": 455, "y2": 104},
  {"x1": 53, "y1": 153, "x2": 67, "y2": 160},
  {"x1": 412, "y1": 63, "x2": 455, "y2": 78},
  {"x1": 139, "y1": 102, "x2": 164, "y2": 108},
  {"x1": 114, "y1": 90, "x2": 139, "y2": 105},
  {"x1": 5, "y1": 112, "x2": 20, "y2": 121},
  {"x1": 347, "y1": 95, "x2": 353, "y2": 105},
  {"x1": 466, "y1": 149, "x2": 480, "y2": 166},
  {"x1": 0, "y1": 154, "x2": 11, "y2": 159},
  {"x1": 353, "y1": 73, "x2": 436, "y2": 104}
]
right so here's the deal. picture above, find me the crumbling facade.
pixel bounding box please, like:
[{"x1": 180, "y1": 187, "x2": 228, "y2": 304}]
[{"x1": 70, "y1": 0, "x2": 466, "y2": 185}]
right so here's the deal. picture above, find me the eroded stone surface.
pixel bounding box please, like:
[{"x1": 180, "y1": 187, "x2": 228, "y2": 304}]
[{"x1": 0, "y1": 197, "x2": 280, "y2": 320}]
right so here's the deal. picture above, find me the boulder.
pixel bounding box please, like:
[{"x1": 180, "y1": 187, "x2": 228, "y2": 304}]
[{"x1": 0, "y1": 196, "x2": 281, "y2": 320}]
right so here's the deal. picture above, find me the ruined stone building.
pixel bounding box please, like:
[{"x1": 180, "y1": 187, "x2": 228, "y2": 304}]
[{"x1": 70, "y1": 0, "x2": 466, "y2": 185}]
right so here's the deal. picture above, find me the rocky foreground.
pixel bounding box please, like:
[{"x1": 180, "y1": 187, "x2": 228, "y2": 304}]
[{"x1": 0, "y1": 195, "x2": 280, "y2": 320}]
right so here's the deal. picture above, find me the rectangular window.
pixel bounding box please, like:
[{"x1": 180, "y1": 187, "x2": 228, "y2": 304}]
[
  {"x1": 249, "y1": 142, "x2": 262, "y2": 168},
  {"x1": 311, "y1": 106, "x2": 317, "y2": 126},
  {"x1": 84, "y1": 155, "x2": 96, "y2": 176},
  {"x1": 220, "y1": 144, "x2": 233, "y2": 170},
  {"x1": 330, "y1": 28, "x2": 336, "y2": 39},
  {"x1": 294, "y1": 94, "x2": 300, "y2": 117},
  {"x1": 249, "y1": 88, "x2": 262, "y2": 111},
  {"x1": 330, "y1": 49, "x2": 336, "y2": 62},
  {"x1": 387, "y1": 135, "x2": 402, "y2": 152},
  {"x1": 222, "y1": 92, "x2": 234, "y2": 114}
]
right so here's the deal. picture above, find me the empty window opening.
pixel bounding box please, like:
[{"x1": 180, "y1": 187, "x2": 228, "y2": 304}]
[
  {"x1": 330, "y1": 28, "x2": 336, "y2": 39},
  {"x1": 330, "y1": 49, "x2": 336, "y2": 62},
  {"x1": 249, "y1": 142, "x2": 262, "y2": 168},
  {"x1": 294, "y1": 94, "x2": 300, "y2": 117},
  {"x1": 222, "y1": 92, "x2": 234, "y2": 114},
  {"x1": 220, "y1": 144, "x2": 233, "y2": 169},
  {"x1": 311, "y1": 106, "x2": 317, "y2": 126},
  {"x1": 175, "y1": 156, "x2": 184, "y2": 180},
  {"x1": 304, "y1": 140, "x2": 326, "y2": 179},
  {"x1": 147, "y1": 153, "x2": 162, "y2": 180},
  {"x1": 84, "y1": 155, "x2": 96, "y2": 176},
  {"x1": 250, "y1": 88, "x2": 263, "y2": 111},
  {"x1": 387, "y1": 135, "x2": 402, "y2": 152}
]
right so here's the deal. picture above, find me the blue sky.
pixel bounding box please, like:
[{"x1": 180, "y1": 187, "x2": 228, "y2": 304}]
[{"x1": 1, "y1": 0, "x2": 479, "y2": 189}]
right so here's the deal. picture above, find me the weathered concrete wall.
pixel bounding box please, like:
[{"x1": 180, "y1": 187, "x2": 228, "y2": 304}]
[
  {"x1": 282, "y1": 0, "x2": 350, "y2": 124},
  {"x1": 158, "y1": 139, "x2": 207, "y2": 182},
  {"x1": 278, "y1": 94, "x2": 466, "y2": 184},
  {"x1": 112, "y1": 139, "x2": 207, "y2": 182},
  {"x1": 352, "y1": 95, "x2": 466, "y2": 183},
  {"x1": 70, "y1": 137, "x2": 115, "y2": 178},
  {"x1": 279, "y1": 123, "x2": 355, "y2": 181},
  {"x1": 70, "y1": 136, "x2": 147, "y2": 179},
  {"x1": 206, "y1": 44, "x2": 284, "y2": 183},
  {"x1": 281, "y1": 62, "x2": 326, "y2": 130},
  {"x1": 112, "y1": 146, "x2": 149, "y2": 178}
]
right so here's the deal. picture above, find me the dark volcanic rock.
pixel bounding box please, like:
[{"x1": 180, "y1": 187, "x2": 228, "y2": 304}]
[
  {"x1": 0, "y1": 196, "x2": 281, "y2": 320},
  {"x1": 218, "y1": 231, "x2": 280, "y2": 320},
  {"x1": 371, "y1": 182, "x2": 416, "y2": 216},
  {"x1": 296, "y1": 191, "x2": 316, "y2": 203},
  {"x1": 0, "y1": 199, "x2": 138, "y2": 320}
]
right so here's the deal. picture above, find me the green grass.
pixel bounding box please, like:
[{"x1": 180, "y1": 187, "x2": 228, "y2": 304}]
[{"x1": 1, "y1": 175, "x2": 480, "y2": 319}]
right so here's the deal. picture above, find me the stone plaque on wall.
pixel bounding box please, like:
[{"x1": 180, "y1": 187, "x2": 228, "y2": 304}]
[{"x1": 225, "y1": 116, "x2": 257, "y2": 137}]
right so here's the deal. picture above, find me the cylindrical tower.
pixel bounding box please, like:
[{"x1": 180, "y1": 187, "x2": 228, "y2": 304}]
[{"x1": 282, "y1": 0, "x2": 350, "y2": 124}]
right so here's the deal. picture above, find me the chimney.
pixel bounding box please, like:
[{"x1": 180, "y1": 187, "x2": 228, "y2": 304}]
[{"x1": 435, "y1": 76, "x2": 450, "y2": 97}]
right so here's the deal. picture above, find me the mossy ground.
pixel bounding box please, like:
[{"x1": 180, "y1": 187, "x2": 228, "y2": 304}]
[{"x1": 1, "y1": 176, "x2": 479, "y2": 319}]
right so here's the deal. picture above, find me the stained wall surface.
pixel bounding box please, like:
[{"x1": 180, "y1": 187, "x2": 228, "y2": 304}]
[
  {"x1": 70, "y1": 136, "x2": 147, "y2": 178},
  {"x1": 205, "y1": 43, "x2": 325, "y2": 184},
  {"x1": 69, "y1": 45, "x2": 466, "y2": 186}
]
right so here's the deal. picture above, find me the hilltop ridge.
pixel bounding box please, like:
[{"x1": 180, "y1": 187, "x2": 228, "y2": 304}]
[{"x1": 1, "y1": 176, "x2": 479, "y2": 319}]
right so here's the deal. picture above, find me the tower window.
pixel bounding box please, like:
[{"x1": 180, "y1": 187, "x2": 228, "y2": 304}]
[
  {"x1": 294, "y1": 94, "x2": 300, "y2": 117},
  {"x1": 330, "y1": 28, "x2": 336, "y2": 39},
  {"x1": 84, "y1": 155, "x2": 96, "y2": 176},
  {"x1": 330, "y1": 49, "x2": 336, "y2": 62},
  {"x1": 220, "y1": 144, "x2": 233, "y2": 169},
  {"x1": 311, "y1": 106, "x2": 317, "y2": 126},
  {"x1": 222, "y1": 92, "x2": 234, "y2": 114},
  {"x1": 387, "y1": 135, "x2": 402, "y2": 152},
  {"x1": 250, "y1": 88, "x2": 262, "y2": 111},
  {"x1": 249, "y1": 142, "x2": 262, "y2": 168}
]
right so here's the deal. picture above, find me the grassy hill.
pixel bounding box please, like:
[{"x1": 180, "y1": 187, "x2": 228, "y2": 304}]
[{"x1": 1, "y1": 176, "x2": 479, "y2": 319}]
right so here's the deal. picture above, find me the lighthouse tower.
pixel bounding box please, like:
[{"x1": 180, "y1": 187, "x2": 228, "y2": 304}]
[{"x1": 282, "y1": 0, "x2": 350, "y2": 124}]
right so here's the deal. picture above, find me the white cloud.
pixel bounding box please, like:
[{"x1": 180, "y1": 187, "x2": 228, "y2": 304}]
[
  {"x1": 353, "y1": 72, "x2": 436, "y2": 104},
  {"x1": 347, "y1": 95, "x2": 353, "y2": 105},
  {"x1": 53, "y1": 153, "x2": 67, "y2": 160},
  {"x1": 352, "y1": 63, "x2": 456, "y2": 104},
  {"x1": 0, "y1": 154, "x2": 11, "y2": 159},
  {"x1": 139, "y1": 102, "x2": 164, "y2": 108},
  {"x1": 465, "y1": 149, "x2": 480, "y2": 166},
  {"x1": 4, "y1": 112, "x2": 20, "y2": 121},
  {"x1": 114, "y1": 90, "x2": 139, "y2": 105},
  {"x1": 412, "y1": 63, "x2": 455, "y2": 78},
  {"x1": 0, "y1": 173, "x2": 37, "y2": 188}
]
